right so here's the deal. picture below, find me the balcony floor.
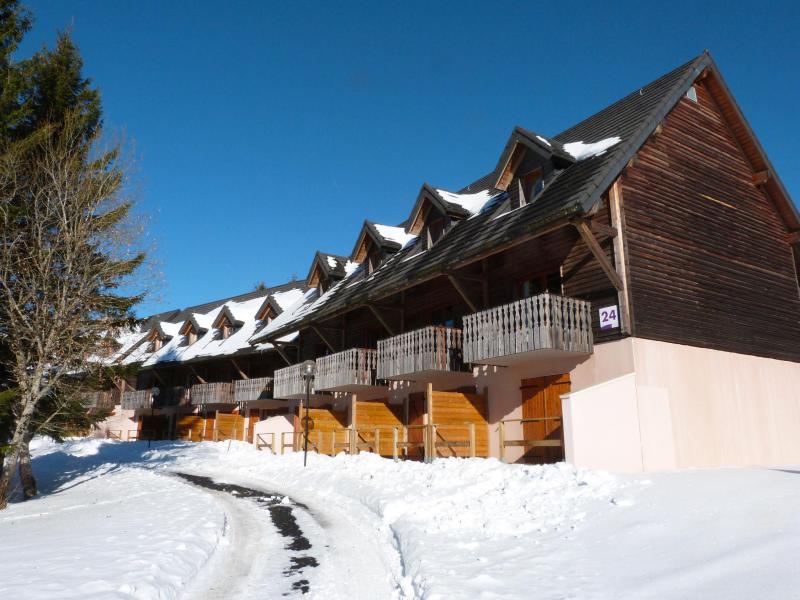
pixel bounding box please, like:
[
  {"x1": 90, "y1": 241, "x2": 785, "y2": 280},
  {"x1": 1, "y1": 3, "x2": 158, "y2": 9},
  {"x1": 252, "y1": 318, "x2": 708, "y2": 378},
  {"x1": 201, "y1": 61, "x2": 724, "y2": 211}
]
[
  {"x1": 469, "y1": 348, "x2": 592, "y2": 369},
  {"x1": 383, "y1": 369, "x2": 475, "y2": 386},
  {"x1": 315, "y1": 382, "x2": 388, "y2": 394}
]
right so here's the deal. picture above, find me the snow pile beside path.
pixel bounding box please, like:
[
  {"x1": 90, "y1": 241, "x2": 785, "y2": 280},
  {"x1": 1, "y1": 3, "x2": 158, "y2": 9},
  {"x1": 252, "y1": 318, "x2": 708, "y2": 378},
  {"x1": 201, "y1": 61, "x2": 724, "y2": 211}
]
[
  {"x1": 152, "y1": 443, "x2": 621, "y2": 598},
  {"x1": 0, "y1": 440, "x2": 226, "y2": 600},
  {"x1": 6, "y1": 439, "x2": 800, "y2": 600}
]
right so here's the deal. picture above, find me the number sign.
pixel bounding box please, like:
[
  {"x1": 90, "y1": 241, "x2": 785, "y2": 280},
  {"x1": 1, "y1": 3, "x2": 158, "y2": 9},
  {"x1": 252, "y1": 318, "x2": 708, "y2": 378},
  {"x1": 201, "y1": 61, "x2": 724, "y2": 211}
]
[{"x1": 599, "y1": 305, "x2": 619, "y2": 330}]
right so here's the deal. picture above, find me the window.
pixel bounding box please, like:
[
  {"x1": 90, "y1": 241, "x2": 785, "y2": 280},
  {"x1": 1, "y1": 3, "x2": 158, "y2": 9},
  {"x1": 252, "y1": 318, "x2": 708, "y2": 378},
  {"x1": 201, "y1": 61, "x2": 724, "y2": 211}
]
[
  {"x1": 520, "y1": 272, "x2": 562, "y2": 298},
  {"x1": 221, "y1": 323, "x2": 233, "y2": 339},
  {"x1": 521, "y1": 168, "x2": 544, "y2": 204},
  {"x1": 425, "y1": 217, "x2": 447, "y2": 249}
]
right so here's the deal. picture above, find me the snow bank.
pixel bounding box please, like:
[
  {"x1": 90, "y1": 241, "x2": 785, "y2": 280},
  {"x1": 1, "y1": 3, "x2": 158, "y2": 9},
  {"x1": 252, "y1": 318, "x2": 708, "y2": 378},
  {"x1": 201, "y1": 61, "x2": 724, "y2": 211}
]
[
  {"x1": 4, "y1": 439, "x2": 800, "y2": 599},
  {"x1": 563, "y1": 136, "x2": 621, "y2": 160},
  {"x1": 1, "y1": 439, "x2": 225, "y2": 600}
]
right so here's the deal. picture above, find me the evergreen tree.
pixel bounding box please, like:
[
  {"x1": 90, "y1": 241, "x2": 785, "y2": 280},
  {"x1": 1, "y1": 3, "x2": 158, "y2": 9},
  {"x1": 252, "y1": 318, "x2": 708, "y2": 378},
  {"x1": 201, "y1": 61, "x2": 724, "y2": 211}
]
[{"x1": 0, "y1": 2, "x2": 143, "y2": 505}]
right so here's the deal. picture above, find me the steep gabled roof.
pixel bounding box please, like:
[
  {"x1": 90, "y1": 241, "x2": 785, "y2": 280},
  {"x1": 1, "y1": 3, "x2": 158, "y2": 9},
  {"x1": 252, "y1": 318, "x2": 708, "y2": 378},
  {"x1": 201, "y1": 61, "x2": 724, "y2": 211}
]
[
  {"x1": 351, "y1": 220, "x2": 416, "y2": 262},
  {"x1": 258, "y1": 53, "x2": 739, "y2": 340},
  {"x1": 212, "y1": 305, "x2": 242, "y2": 329},
  {"x1": 307, "y1": 251, "x2": 348, "y2": 286},
  {"x1": 493, "y1": 126, "x2": 575, "y2": 189}
]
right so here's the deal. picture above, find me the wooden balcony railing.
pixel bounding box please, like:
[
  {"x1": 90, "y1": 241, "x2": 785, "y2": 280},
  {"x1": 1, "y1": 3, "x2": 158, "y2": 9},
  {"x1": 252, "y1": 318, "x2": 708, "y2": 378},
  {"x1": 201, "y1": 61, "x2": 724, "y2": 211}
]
[
  {"x1": 234, "y1": 377, "x2": 273, "y2": 402},
  {"x1": 190, "y1": 382, "x2": 235, "y2": 405},
  {"x1": 154, "y1": 386, "x2": 189, "y2": 408},
  {"x1": 462, "y1": 293, "x2": 593, "y2": 364},
  {"x1": 274, "y1": 364, "x2": 315, "y2": 399},
  {"x1": 83, "y1": 390, "x2": 115, "y2": 410},
  {"x1": 315, "y1": 348, "x2": 379, "y2": 391},
  {"x1": 121, "y1": 389, "x2": 152, "y2": 410},
  {"x1": 377, "y1": 326, "x2": 466, "y2": 380}
]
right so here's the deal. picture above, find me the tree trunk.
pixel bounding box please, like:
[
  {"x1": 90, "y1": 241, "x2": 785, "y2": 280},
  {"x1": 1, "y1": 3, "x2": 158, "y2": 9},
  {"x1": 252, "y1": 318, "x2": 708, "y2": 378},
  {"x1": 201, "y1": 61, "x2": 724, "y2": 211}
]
[
  {"x1": 18, "y1": 434, "x2": 37, "y2": 500},
  {"x1": 0, "y1": 392, "x2": 38, "y2": 509}
]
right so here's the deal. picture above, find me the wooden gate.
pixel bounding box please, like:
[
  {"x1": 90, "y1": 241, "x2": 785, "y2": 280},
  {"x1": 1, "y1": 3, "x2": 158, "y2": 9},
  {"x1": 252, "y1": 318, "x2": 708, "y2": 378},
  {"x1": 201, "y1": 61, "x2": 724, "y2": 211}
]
[
  {"x1": 299, "y1": 406, "x2": 348, "y2": 454},
  {"x1": 215, "y1": 413, "x2": 245, "y2": 441},
  {"x1": 430, "y1": 391, "x2": 488, "y2": 457},
  {"x1": 520, "y1": 374, "x2": 569, "y2": 463},
  {"x1": 354, "y1": 400, "x2": 403, "y2": 456},
  {"x1": 176, "y1": 415, "x2": 207, "y2": 441}
]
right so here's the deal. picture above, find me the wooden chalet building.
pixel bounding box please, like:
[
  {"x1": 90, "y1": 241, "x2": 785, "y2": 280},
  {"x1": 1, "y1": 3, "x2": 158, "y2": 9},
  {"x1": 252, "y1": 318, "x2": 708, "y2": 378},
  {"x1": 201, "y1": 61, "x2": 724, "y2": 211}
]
[
  {"x1": 93, "y1": 281, "x2": 308, "y2": 444},
  {"x1": 96, "y1": 52, "x2": 800, "y2": 472}
]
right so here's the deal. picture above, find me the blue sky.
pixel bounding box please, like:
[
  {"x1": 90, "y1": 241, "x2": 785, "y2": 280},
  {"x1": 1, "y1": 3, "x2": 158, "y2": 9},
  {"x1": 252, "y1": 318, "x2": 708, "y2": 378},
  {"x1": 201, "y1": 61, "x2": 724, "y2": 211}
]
[{"x1": 21, "y1": 1, "x2": 800, "y2": 316}]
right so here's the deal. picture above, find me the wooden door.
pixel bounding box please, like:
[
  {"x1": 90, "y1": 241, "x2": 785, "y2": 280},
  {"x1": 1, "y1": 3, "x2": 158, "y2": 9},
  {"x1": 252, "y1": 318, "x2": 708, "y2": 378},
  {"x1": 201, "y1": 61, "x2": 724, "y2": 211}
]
[
  {"x1": 140, "y1": 415, "x2": 169, "y2": 440},
  {"x1": 520, "y1": 374, "x2": 569, "y2": 463},
  {"x1": 406, "y1": 393, "x2": 426, "y2": 458},
  {"x1": 247, "y1": 409, "x2": 262, "y2": 443}
]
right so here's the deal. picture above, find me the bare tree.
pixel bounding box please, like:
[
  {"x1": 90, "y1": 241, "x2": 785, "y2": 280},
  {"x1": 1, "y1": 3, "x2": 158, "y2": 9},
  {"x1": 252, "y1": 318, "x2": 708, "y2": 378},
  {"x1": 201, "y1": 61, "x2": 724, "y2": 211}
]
[{"x1": 0, "y1": 114, "x2": 144, "y2": 508}]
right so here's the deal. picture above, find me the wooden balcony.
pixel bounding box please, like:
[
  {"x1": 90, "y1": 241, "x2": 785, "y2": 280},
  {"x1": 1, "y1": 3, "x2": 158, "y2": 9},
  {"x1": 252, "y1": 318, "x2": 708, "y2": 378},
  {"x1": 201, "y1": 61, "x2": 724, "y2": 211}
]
[
  {"x1": 84, "y1": 390, "x2": 116, "y2": 410},
  {"x1": 462, "y1": 293, "x2": 593, "y2": 366},
  {"x1": 273, "y1": 363, "x2": 316, "y2": 399},
  {"x1": 234, "y1": 377, "x2": 274, "y2": 402},
  {"x1": 154, "y1": 386, "x2": 189, "y2": 408},
  {"x1": 315, "y1": 348, "x2": 383, "y2": 392},
  {"x1": 377, "y1": 326, "x2": 467, "y2": 381},
  {"x1": 190, "y1": 382, "x2": 235, "y2": 406},
  {"x1": 121, "y1": 389, "x2": 152, "y2": 410}
]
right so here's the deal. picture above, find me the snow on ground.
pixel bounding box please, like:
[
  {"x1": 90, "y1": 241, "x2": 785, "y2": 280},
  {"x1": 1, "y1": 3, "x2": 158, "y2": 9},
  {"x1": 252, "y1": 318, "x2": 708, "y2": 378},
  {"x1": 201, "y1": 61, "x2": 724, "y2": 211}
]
[{"x1": 2, "y1": 439, "x2": 800, "y2": 600}]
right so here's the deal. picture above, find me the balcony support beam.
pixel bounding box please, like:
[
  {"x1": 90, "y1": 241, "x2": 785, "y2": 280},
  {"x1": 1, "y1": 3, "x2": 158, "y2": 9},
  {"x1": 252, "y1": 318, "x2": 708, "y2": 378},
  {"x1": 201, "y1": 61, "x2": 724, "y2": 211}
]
[
  {"x1": 273, "y1": 343, "x2": 293, "y2": 366},
  {"x1": 189, "y1": 365, "x2": 207, "y2": 384},
  {"x1": 446, "y1": 274, "x2": 480, "y2": 313},
  {"x1": 572, "y1": 218, "x2": 624, "y2": 291},
  {"x1": 230, "y1": 359, "x2": 248, "y2": 380},
  {"x1": 312, "y1": 325, "x2": 338, "y2": 353},
  {"x1": 367, "y1": 304, "x2": 395, "y2": 336}
]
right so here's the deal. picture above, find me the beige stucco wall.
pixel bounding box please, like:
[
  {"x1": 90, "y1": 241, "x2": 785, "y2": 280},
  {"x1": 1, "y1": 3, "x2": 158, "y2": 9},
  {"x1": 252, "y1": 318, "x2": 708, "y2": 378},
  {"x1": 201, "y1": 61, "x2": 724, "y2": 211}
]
[
  {"x1": 91, "y1": 405, "x2": 137, "y2": 440},
  {"x1": 563, "y1": 337, "x2": 800, "y2": 472}
]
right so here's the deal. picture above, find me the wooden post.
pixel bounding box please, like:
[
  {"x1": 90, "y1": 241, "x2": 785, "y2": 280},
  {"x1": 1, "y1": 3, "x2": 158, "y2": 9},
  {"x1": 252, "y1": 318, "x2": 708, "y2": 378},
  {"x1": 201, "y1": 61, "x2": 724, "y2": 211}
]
[
  {"x1": 349, "y1": 394, "x2": 358, "y2": 455},
  {"x1": 374, "y1": 428, "x2": 380, "y2": 455},
  {"x1": 317, "y1": 430, "x2": 322, "y2": 454},
  {"x1": 468, "y1": 422, "x2": 476, "y2": 458},
  {"x1": 392, "y1": 427, "x2": 399, "y2": 460},
  {"x1": 499, "y1": 420, "x2": 506, "y2": 462},
  {"x1": 296, "y1": 398, "x2": 303, "y2": 452},
  {"x1": 425, "y1": 383, "x2": 434, "y2": 462},
  {"x1": 609, "y1": 180, "x2": 633, "y2": 334}
]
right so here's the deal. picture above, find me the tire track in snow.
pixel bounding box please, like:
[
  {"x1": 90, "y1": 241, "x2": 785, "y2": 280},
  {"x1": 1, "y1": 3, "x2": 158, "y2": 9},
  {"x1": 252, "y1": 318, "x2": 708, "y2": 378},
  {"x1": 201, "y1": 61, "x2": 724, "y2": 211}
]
[{"x1": 170, "y1": 472, "x2": 317, "y2": 597}]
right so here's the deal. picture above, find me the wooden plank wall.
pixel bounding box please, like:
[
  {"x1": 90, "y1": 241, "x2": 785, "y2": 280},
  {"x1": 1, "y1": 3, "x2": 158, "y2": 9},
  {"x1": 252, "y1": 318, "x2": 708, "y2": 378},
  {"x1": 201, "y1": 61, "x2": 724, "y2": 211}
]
[
  {"x1": 431, "y1": 391, "x2": 488, "y2": 457},
  {"x1": 305, "y1": 407, "x2": 349, "y2": 454},
  {"x1": 215, "y1": 413, "x2": 245, "y2": 441},
  {"x1": 355, "y1": 400, "x2": 403, "y2": 456},
  {"x1": 621, "y1": 80, "x2": 800, "y2": 362},
  {"x1": 176, "y1": 415, "x2": 207, "y2": 442}
]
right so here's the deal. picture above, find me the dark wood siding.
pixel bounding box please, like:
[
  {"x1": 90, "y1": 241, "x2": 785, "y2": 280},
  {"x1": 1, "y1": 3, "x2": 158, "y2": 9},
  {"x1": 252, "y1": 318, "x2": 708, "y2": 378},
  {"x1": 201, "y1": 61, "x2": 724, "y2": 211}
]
[{"x1": 621, "y1": 80, "x2": 800, "y2": 362}]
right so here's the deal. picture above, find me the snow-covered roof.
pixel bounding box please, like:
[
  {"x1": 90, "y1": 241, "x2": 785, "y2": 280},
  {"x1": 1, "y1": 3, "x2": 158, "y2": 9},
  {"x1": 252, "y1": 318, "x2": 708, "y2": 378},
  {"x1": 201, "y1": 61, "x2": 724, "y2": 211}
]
[
  {"x1": 435, "y1": 188, "x2": 501, "y2": 217},
  {"x1": 562, "y1": 136, "x2": 622, "y2": 161},
  {"x1": 249, "y1": 288, "x2": 318, "y2": 344},
  {"x1": 271, "y1": 288, "x2": 305, "y2": 311},
  {"x1": 373, "y1": 224, "x2": 416, "y2": 248}
]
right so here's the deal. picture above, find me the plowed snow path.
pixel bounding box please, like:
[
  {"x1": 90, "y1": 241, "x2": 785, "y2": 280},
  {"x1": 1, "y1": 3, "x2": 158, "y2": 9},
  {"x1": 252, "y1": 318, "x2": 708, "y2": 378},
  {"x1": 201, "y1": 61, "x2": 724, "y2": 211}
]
[{"x1": 172, "y1": 471, "x2": 405, "y2": 600}]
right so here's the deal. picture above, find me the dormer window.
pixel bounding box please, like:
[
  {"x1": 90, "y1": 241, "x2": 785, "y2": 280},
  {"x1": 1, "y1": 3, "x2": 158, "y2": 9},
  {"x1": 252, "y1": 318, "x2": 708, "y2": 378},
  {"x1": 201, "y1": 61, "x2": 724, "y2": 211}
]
[
  {"x1": 425, "y1": 217, "x2": 447, "y2": 249},
  {"x1": 521, "y1": 168, "x2": 544, "y2": 203}
]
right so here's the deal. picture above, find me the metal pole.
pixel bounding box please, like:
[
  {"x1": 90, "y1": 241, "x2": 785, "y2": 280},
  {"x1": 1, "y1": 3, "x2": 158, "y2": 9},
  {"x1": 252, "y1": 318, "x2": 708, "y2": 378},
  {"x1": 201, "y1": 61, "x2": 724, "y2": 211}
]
[{"x1": 303, "y1": 377, "x2": 310, "y2": 467}]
